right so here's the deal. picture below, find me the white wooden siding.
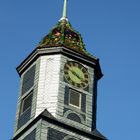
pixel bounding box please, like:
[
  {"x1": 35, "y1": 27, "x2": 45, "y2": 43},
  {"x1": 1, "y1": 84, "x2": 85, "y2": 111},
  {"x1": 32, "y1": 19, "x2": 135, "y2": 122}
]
[{"x1": 35, "y1": 54, "x2": 61, "y2": 117}]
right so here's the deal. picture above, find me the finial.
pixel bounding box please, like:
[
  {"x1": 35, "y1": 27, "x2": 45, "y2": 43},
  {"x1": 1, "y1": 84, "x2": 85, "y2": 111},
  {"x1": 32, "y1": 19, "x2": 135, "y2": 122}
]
[{"x1": 60, "y1": 0, "x2": 68, "y2": 21}]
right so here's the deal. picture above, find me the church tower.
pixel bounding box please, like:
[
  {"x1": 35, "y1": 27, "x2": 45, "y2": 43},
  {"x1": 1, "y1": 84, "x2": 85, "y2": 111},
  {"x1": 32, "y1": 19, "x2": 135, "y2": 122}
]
[{"x1": 12, "y1": 1, "x2": 107, "y2": 140}]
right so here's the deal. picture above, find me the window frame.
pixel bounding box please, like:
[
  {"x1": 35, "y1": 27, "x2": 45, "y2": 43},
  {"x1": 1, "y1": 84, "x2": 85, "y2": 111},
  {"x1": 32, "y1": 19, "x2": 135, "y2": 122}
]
[
  {"x1": 19, "y1": 91, "x2": 33, "y2": 116},
  {"x1": 69, "y1": 89, "x2": 81, "y2": 109},
  {"x1": 21, "y1": 65, "x2": 36, "y2": 95}
]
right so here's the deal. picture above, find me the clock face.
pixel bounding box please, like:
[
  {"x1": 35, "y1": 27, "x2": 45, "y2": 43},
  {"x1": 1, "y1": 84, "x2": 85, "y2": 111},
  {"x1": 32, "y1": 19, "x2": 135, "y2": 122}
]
[{"x1": 64, "y1": 61, "x2": 89, "y2": 89}]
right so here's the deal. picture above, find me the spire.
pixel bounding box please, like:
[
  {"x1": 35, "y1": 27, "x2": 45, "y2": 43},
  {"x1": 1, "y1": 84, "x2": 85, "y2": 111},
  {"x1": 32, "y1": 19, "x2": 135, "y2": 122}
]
[
  {"x1": 37, "y1": 0, "x2": 94, "y2": 58},
  {"x1": 60, "y1": 0, "x2": 68, "y2": 21}
]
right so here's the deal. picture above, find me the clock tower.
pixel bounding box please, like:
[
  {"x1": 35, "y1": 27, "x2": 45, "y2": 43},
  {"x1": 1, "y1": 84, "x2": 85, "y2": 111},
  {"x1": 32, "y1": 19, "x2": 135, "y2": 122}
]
[{"x1": 12, "y1": 0, "x2": 107, "y2": 140}]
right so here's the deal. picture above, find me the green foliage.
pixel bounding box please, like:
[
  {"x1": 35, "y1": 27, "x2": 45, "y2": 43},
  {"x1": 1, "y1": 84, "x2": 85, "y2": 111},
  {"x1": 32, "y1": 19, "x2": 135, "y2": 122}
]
[{"x1": 38, "y1": 19, "x2": 93, "y2": 57}]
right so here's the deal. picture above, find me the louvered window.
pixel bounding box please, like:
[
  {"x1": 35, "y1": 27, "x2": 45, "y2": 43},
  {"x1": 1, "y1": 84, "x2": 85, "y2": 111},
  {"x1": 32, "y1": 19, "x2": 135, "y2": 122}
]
[
  {"x1": 22, "y1": 65, "x2": 36, "y2": 95},
  {"x1": 17, "y1": 90, "x2": 33, "y2": 129},
  {"x1": 23, "y1": 129, "x2": 36, "y2": 140}
]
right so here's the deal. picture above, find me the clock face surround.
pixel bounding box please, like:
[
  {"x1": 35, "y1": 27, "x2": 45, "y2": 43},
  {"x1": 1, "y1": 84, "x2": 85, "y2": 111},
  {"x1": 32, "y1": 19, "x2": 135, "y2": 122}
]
[{"x1": 64, "y1": 61, "x2": 89, "y2": 89}]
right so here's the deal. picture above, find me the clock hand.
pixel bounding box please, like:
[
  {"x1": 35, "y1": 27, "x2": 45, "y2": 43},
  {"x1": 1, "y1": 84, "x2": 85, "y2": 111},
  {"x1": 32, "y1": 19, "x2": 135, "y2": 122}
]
[{"x1": 70, "y1": 70, "x2": 84, "y2": 81}]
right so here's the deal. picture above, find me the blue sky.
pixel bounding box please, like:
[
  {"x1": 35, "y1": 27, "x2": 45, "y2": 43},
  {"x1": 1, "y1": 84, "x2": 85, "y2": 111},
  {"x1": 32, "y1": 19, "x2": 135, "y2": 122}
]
[{"x1": 0, "y1": 0, "x2": 140, "y2": 139}]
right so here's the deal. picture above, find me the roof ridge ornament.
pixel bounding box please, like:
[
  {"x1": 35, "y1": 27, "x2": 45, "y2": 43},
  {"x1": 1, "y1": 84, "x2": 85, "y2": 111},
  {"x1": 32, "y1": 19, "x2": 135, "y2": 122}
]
[{"x1": 60, "y1": 0, "x2": 68, "y2": 21}]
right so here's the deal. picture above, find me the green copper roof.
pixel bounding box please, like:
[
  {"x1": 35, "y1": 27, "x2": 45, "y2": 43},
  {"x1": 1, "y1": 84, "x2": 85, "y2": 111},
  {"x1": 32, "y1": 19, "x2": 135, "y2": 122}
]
[
  {"x1": 61, "y1": 0, "x2": 68, "y2": 20},
  {"x1": 37, "y1": 19, "x2": 93, "y2": 56}
]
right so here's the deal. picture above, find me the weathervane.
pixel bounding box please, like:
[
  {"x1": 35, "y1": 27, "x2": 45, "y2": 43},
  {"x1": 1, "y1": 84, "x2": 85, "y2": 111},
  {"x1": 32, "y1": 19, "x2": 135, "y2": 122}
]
[{"x1": 60, "y1": 0, "x2": 68, "y2": 21}]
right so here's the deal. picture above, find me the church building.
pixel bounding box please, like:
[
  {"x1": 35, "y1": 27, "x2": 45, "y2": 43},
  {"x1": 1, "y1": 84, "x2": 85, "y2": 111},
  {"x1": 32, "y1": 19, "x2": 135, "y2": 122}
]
[{"x1": 12, "y1": 0, "x2": 107, "y2": 139}]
